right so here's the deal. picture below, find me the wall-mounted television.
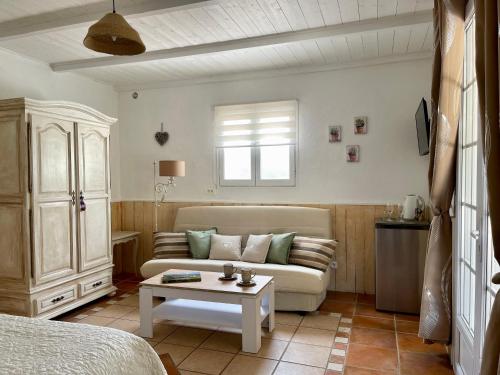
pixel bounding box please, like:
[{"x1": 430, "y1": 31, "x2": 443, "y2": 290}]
[{"x1": 415, "y1": 98, "x2": 430, "y2": 156}]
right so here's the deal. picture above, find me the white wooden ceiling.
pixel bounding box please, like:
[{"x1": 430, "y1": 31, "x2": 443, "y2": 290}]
[
  {"x1": 0, "y1": 0, "x2": 433, "y2": 89},
  {"x1": 0, "y1": 0, "x2": 104, "y2": 23}
]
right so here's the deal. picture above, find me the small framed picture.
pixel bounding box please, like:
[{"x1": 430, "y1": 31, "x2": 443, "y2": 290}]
[
  {"x1": 346, "y1": 145, "x2": 360, "y2": 162},
  {"x1": 354, "y1": 116, "x2": 368, "y2": 134},
  {"x1": 329, "y1": 126, "x2": 342, "y2": 143}
]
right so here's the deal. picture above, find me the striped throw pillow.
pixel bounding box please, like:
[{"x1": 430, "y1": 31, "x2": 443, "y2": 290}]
[
  {"x1": 153, "y1": 232, "x2": 191, "y2": 259},
  {"x1": 288, "y1": 236, "x2": 337, "y2": 272}
]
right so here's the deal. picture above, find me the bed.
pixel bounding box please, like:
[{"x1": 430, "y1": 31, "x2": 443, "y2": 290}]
[{"x1": 0, "y1": 314, "x2": 167, "y2": 375}]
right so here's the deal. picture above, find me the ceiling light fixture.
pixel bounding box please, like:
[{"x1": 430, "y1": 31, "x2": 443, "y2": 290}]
[{"x1": 83, "y1": 0, "x2": 145, "y2": 56}]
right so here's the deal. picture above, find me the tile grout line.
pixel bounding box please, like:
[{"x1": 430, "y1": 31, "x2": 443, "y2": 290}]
[
  {"x1": 343, "y1": 297, "x2": 398, "y2": 374},
  {"x1": 269, "y1": 313, "x2": 340, "y2": 375},
  {"x1": 269, "y1": 319, "x2": 299, "y2": 375},
  {"x1": 339, "y1": 313, "x2": 351, "y2": 375},
  {"x1": 394, "y1": 315, "x2": 401, "y2": 375},
  {"x1": 339, "y1": 314, "x2": 352, "y2": 375},
  {"x1": 323, "y1": 312, "x2": 340, "y2": 375},
  {"x1": 217, "y1": 350, "x2": 239, "y2": 375},
  {"x1": 171, "y1": 325, "x2": 229, "y2": 375},
  {"x1": 60, "y1": 281, "x2": 417, "y2": 375},
  {"x1": 212, "y1": 328, "x2": 241, "y2": 375},
  {"x1": 325, "y1": 312, "x2": 341, "y2": 373},
  {"x1": 64, "y1": 286, "x2": 454, "y2": 373},
  {"x1": 170, "y1": 318, "x2": 339, "y2": 374}
]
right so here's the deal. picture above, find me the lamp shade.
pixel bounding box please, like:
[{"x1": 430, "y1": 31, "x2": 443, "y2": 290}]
[
  {"x1": 159, "y1": 160, "x2": 185, "y2": 177},
  {"x1": 83, "y1": 12, "x2": 145, "y2": 56}
]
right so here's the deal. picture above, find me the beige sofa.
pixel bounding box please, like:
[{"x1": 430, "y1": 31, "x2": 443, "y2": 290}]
[{"x1": 140, "y1": 206, "x2": 334, "y2": 311}]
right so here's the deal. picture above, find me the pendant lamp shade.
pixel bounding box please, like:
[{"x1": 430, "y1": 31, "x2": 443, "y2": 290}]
[{"x1": 83, "y1": 11, "x2": 145, "y2": 56}]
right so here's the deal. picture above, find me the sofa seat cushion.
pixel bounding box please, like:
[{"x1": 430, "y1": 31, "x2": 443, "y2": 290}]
[{"x1": 140, "y1": 259, "x2": 329, "y2": 295}]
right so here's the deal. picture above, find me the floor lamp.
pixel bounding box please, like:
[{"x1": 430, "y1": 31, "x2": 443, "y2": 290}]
[{"x1": 154, "y1": 160, "x2": 185, "y2": 232}]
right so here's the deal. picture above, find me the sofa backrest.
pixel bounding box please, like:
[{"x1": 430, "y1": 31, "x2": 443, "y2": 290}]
[{"x1": 173, "y1": 206, "x2": 332, "y2": 239}]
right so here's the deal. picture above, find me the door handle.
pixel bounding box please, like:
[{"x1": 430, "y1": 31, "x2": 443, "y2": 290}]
[
  {"x1": 79, "y1": 191, "x2": 86, "y2": 212},
  {"x1": 471, "y1": 230, "x2": 480, "y2": 240}
]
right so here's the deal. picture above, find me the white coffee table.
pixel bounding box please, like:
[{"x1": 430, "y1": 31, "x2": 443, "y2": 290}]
[{"x1": 139, "y1": 269, "x2": 275, "y2": 353}]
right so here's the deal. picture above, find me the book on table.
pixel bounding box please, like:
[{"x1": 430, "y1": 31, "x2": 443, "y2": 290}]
[{"x1": 162, "y1": 272, "x2": 202, "y2": 283}]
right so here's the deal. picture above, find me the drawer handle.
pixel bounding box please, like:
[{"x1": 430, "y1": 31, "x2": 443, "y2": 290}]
[
  {"x1": 92, "y1": 281, "x2": 103, "y2": 288},
  {"x1": 51, "y1": 295, "x2": 65, "y2": 304}
]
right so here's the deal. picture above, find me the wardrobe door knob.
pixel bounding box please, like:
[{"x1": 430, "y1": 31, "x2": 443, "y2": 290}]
[{"x1": 79, "y1": 191, "x2": 86, "y2": 211}]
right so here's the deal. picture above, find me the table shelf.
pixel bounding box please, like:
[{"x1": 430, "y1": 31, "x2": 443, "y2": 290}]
[{"x1": 154, "y1": 298, "x2": 269, "y2": 330}]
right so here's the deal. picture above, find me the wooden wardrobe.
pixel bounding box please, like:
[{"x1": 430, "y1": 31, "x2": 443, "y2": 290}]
[{"x1": 0, "y1": 98, "x2": 117, "y2": 318}]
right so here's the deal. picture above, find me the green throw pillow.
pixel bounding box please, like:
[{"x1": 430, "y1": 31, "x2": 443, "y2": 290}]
[
  {"x1": 186, "y1": 228, "x2": 217, "y2": 259},
  {"x1": 266, "y1": 232, "x2": 296, "y2": 265}
]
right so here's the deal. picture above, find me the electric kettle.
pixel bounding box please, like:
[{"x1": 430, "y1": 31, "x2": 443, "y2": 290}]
[{"x1": 402, "y1": 194, "x2": 425, "y2": 220}]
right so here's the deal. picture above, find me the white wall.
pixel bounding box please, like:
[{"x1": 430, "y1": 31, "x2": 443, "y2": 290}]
[
  {"x1": 0, "y1": 47, "x2": 431, "y2": 205},
  {"x1": 118, "y1": 58, "x2": 432, "y2": 204},
  {"x1": 0, "y1": 48, "x2": 121, "y2": 200}
]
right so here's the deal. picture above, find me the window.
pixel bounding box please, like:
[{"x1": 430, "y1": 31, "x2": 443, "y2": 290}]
[
  {"x1": 454, "y1": 11, "x2": 498, "y2": 374},
  {"x1": 215, "y1": 100, "x2": 297, "y2": 187}
]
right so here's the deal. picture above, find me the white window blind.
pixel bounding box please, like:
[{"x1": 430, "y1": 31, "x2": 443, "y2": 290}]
[{"x1": 215, "y1": 100, "x2": 298, "y2": 147}]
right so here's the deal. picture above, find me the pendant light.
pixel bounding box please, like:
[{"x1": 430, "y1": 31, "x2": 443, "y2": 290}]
[{"x1": 83, "y1": 0, "x2": 145, "y2": 56}]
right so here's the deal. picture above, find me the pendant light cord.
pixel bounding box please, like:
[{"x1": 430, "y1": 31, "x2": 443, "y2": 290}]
[{"x1": 112, "y1": 0, "x2": 116, "y2": 13}]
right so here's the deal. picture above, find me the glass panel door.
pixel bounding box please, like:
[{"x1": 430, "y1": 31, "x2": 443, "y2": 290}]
[
  {"x1": 458, "y1": 16, "x2": 479, "y2": 335},
  {"x1": 455, "y1": 15, "x2": 483, "y2": 375},
  {"x1": 455, "y1": 9, "x2": 500, "y2": 375}
]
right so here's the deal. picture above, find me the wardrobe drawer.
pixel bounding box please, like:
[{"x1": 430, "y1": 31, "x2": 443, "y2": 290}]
[
  {"x1": 79, "y1": 273, "x2": 112, "y2": 297},
  {"x1": 36, "y1": 285, "x2": 77, "y2": 315}
]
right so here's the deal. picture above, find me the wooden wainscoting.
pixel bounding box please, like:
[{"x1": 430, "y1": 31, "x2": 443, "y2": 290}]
[{"x1": 110, "y1": 201, "x2": 387, "y2": 294}]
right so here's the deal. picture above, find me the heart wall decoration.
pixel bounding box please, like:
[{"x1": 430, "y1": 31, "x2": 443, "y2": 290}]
[{"x1": 155, "y1": 122, "x2": 169, "y2": 146}]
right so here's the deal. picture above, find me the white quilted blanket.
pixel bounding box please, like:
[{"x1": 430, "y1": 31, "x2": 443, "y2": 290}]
[{"x1": 0, "y1": 314, "x2": 167, "y2": 375}]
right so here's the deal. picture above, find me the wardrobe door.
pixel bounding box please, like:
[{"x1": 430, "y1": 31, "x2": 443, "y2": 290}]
[
  {"x1": 30, "y1": 114, "x2": 77, "y2": 285},
  {"x1": 77, "y1": 124, "x2": 111, "y2": 272}
]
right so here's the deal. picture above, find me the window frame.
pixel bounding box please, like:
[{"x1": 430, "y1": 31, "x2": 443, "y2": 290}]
[
  {"x1": 215, "y1": 100, "x2": 298, "y2": 188},
  {"x1": 255, "y1": 144, "x2": 296, "y2": 187},
  {"x1": 217, "y1": 146, "x2": 256, "y2": 187}
]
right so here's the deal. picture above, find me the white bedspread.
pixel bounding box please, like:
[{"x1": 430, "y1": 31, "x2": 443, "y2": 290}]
[{"x1": 0, "y1": 314, "x2": 167, "y2": 375}]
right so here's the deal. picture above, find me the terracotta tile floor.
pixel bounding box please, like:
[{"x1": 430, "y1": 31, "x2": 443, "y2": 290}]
[{"x1": 54, "y1": 274, "x2": 454, "y2": 375}]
